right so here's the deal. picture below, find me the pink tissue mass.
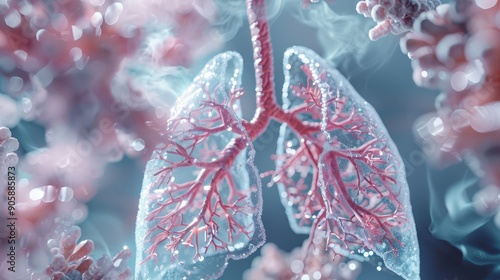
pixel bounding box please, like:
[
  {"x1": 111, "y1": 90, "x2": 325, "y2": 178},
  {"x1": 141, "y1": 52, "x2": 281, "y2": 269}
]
[{"x1": 1, "y1": 0, "x2": 500, "y2": 279}]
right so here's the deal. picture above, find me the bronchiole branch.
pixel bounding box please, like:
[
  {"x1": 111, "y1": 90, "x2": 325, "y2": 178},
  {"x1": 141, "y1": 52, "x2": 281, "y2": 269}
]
[{"x1": 143, "y1": 86, "x2": 255, "y2": 263}]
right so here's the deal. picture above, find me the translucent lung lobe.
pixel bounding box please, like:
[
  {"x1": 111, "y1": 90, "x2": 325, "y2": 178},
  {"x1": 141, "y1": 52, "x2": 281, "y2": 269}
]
[
  {"x1": 275, "y1": 50, "x2": 325, "y2": 233},
  {"x1": 135, "y1": 52, "x2": 264, "y2": 280},
  {"x1": 282, "y1": 47, "x2": 420, "y2": 280}
]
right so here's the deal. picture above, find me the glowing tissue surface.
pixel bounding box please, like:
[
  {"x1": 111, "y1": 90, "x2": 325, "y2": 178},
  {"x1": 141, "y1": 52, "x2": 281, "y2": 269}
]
[
  {"x1": 135, "y1": 52, "x2": 264, "y2": 280},
  {"x1": 277, "y1": 47, "x2": 420, "y2": 280}
]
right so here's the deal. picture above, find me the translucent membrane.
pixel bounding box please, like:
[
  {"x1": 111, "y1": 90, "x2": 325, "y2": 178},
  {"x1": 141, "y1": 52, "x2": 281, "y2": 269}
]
[
  {"x1": 135, "y1": 52, "x2": 264, "y2": 280},
  {"x1": 279, "y1": 46, "x2": 420, "y2": 280}
]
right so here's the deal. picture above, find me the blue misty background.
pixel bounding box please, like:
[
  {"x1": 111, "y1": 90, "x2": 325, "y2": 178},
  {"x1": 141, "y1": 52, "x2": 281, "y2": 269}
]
[{"x1": 61, "y1": 2, "x2": 493, "y2": 280}]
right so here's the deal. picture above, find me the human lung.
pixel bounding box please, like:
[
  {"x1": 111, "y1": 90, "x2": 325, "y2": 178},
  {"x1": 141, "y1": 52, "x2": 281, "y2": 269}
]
[
  {"x1": 135, "y1": 52, "x2": 264, "y2": 280},
  {"x1": 276, "y1": 46, "x2": 420, "y2": 280}
]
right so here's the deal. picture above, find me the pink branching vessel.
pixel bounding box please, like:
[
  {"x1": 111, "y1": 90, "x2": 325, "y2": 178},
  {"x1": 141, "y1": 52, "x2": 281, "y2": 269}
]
[{"x1": 136, "y1": 0, "x2": 419, "y2": 279}]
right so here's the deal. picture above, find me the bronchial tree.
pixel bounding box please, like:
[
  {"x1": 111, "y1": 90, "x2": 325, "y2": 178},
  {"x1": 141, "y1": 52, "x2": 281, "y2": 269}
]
[{"x1": 135, "y1": 0, "x2": 420, "y2": 279}]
